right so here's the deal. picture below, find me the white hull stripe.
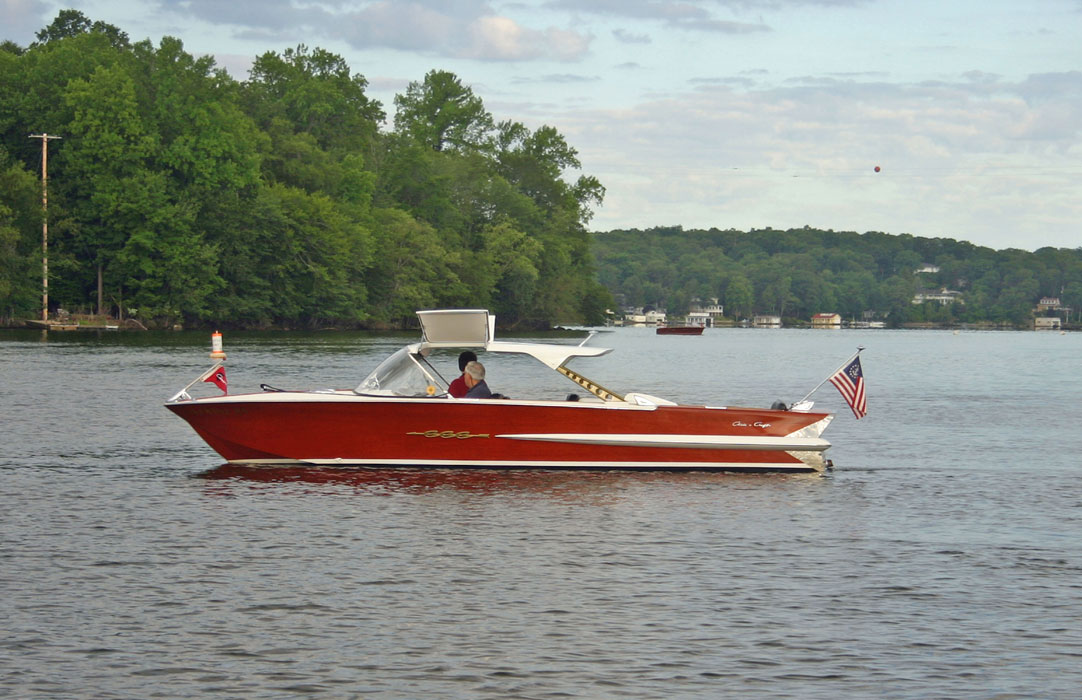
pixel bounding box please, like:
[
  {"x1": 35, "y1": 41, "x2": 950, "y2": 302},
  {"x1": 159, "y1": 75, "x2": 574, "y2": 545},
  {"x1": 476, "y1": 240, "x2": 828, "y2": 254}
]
[
  {"x1": 494, "y1": 433, "x2": 830, "y2": 451},
  {"x1": 228, "y1": 457, "x2": 821, "y2": 471}
]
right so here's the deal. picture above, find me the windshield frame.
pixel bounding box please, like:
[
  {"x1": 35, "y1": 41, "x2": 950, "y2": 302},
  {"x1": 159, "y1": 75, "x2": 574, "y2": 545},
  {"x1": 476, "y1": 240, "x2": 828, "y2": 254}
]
[{"x1": 353, "y1": 345, "x2": 447, "y2": 397}]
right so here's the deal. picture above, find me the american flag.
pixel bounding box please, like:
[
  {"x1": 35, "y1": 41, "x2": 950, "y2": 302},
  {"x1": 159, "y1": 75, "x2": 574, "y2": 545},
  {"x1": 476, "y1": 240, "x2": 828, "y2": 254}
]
[{"x1": 829, "y1": 356, "x2": 866, "y2": 419}]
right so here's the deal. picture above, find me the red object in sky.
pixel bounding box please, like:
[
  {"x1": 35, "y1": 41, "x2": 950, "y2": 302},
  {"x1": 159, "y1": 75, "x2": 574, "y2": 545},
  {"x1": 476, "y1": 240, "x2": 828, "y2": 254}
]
[{"x1": 874, "y1": 165, "x2": 881, "y2": 172}]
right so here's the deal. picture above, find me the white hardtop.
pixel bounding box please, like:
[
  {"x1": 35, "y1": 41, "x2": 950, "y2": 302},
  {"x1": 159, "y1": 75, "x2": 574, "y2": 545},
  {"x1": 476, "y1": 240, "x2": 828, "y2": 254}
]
[
  {"x1": 415, "y1": 309, "x2": 612, "y2": 369},
  {"x1": 354, "y1": 309, "x2": 616, "y2": 397},
  {"x1": 417, "y1": 309, "x2": 494, "y2": 346}
]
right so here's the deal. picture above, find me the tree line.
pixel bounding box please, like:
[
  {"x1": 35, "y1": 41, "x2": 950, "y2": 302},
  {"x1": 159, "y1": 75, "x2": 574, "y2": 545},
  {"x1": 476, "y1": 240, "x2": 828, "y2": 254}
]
[
  {"x1": 593, "y1": 226, "x2": 1082, "y2": 327},
  {"x1": 0, "y1": 10, "x2": 610, "y2": 328}
]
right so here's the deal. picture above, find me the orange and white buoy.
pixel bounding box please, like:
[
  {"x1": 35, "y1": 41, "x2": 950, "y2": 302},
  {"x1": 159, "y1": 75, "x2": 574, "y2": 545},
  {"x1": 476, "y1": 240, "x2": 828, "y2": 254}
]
[{"x1": 210, "y1": 330, "x2": 226, "y2": 359}]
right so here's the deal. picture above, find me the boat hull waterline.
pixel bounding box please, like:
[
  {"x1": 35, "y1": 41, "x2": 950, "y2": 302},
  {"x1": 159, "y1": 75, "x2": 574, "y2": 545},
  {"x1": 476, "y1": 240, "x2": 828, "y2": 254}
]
[{"x1": 167, "y1": 394, "x2": 832, "y2": 473}]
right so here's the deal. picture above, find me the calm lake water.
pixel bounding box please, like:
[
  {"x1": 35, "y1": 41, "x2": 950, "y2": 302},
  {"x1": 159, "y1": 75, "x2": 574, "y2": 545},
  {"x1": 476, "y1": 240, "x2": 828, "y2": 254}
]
[{"x1": 2, "y1": 326, "x2": 1080, "y2": 699}]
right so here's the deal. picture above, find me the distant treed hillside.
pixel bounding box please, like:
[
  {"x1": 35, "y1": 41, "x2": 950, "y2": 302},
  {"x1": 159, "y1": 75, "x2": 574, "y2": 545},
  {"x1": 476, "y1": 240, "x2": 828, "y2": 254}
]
[
  {"x1": 592, "y1": 226, "x2": 1082, "y2": 327},
  {"x1": 0, "y1": 10, "x2": 611, "y2": 328}
]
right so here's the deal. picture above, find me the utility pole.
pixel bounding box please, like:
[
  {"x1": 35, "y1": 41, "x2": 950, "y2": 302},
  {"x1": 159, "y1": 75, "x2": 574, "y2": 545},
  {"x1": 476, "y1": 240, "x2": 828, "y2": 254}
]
[{"x1": 29, "y1": 133, "x2": 62, "y2": 322}]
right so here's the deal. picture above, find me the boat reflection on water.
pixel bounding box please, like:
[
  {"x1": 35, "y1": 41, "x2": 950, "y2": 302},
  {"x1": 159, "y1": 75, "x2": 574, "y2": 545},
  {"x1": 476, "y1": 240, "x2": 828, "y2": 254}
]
[
  {"x1": 195, "y1": 463, "x2": 818, "y2": 497},
  {"x1": 198, "y1": 463, "x2": 553, "y2": 492}
]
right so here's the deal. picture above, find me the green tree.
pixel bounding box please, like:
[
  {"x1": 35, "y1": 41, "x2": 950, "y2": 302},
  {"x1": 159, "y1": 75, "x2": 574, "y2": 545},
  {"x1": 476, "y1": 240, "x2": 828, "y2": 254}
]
[
  {"x1": 757, "y1": 267, "x2": 794, "y2": 317},
  {"x1": 366, "y1": 207, "x2": 466, "y2": 324},
  {"x1": 394, "y1": 70, "x2": 494, "y2": 153},
  {"x1": 2, "y1": 29, "x2": 128, "y2": 167},
  {"x1": 495, "y1": 119, "x2": 605, "y2": 224},
  {"x1": 211, "y1": 183, "x2": 372, "y2": 326},
  {"x1": 61, "y1": 62, "x2": 156, "y2": 313},
  {"x1": 132, "y1": 37, "x2": 262, "y2": 198},
  {"x1": 245, "y1": 44, "x2": 384, "y2": 155},
  {"x1": 834, "y1": 270, "x2": 877, "y2": 318},
  {"x1": 374, "y1": 137, "x2": 466, "y2": 234},
  {"x1": 880, "y1": 275, "x2": 917, "y2": 326},
  {"x1": 0, "y1": 148, "x2": 41, "y2": 321},
  {"x1": 34, "y1": 9, "x2": 129, "y2": 49},
  {"x1": 994, "y1": 269, "x2": 1040, "y2": 325},
  {"x1": 724, "y1": 274, "x2": 754, "y2": 319},
  {"x1": 110, "y1": 171, "x2": 223, "y2": 323},
  {"x1": 480, "y1": 220, "x2": 543, "y2": 321}
]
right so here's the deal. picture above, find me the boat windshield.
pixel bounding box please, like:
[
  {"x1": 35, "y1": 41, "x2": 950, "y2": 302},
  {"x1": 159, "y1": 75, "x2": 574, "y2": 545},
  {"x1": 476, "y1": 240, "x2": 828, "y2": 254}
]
[{"x1": 354, "y1": 347, "x2": 444, "y2": 397}]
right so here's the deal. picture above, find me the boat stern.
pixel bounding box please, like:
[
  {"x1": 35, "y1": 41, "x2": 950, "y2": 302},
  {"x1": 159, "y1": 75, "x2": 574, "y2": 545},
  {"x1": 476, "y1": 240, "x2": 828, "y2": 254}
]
[{"x1": 784, "y1": 413, "x2": 834, "y2": 472}]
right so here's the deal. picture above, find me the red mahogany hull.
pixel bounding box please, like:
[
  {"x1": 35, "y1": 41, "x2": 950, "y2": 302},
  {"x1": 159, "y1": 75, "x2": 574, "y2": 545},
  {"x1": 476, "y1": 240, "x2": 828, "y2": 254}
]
[{"x1": 166, "y1": 394, "x2": 832, "y2": 472}]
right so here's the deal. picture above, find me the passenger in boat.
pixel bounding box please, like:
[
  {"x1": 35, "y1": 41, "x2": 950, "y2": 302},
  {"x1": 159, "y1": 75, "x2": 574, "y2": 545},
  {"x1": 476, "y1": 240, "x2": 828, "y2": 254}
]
[
  {"x1": 463, "y1": 361, "x2": 493, "y2": 399},
  {"x1": 448, "y1": 351, "x2": 477, "y2": 398}
]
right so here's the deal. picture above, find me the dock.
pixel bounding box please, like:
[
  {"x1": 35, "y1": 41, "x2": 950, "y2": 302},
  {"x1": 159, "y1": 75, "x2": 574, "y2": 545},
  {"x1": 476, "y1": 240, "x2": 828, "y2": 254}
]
[{"x1": 25, "y1": 319, "x2": 119, "y2": 331}]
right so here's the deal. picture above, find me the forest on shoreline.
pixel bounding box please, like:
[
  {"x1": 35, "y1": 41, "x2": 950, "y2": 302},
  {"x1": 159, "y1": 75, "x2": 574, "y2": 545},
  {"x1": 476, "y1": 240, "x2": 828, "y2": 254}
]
[
  {"x1": 1, "y1": 11, "x2": 608, "y2": 330},
  {"x1": 3, "y1": 11, "x2": 1079, "y2": 331},
  {"x1": 594, "y1": 226, "x2": 1082, "y2": 328}
]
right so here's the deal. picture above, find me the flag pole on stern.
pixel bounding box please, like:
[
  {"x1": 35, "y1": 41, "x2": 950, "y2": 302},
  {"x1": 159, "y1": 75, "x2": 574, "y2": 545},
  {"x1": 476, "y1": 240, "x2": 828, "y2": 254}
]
[{"x1": 795, "y1": 347, "x2": 866, "y2": 417}]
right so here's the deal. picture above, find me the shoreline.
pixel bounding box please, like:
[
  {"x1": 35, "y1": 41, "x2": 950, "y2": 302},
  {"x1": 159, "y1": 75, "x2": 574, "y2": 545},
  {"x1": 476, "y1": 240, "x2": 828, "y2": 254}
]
[{"x1": 3, "y1": 319, "x2": 1076, "y2": 333}]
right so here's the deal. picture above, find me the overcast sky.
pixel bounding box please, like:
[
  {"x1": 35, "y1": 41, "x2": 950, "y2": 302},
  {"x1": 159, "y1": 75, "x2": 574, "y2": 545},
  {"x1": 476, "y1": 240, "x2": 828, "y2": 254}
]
[{"x1": 5, "y1": 0, "x2": 1082, "y2": 250}]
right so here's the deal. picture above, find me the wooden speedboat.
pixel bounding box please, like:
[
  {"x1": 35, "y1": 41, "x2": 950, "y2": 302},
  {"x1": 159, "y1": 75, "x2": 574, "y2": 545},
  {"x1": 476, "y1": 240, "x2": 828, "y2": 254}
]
[{"x1": 166, "y1": 310, "x2": 833, "y2": 472}]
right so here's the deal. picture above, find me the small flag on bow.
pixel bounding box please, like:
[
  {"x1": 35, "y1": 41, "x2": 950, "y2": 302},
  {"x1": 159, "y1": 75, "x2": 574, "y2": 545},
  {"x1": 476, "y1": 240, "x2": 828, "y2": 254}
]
[
  {"x1": 204, "y1": 366, "x2": 228, "y2": 394},
  {"x1": 829, "y1": 356, "x2": 866, "y2": 419}
]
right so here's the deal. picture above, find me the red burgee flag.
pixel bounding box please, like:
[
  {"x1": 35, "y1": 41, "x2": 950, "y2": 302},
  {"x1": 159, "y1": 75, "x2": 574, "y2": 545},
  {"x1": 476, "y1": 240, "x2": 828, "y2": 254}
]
[
  {"x1": 204, "y1": 366, "x2": 228, "y2": 394},
  {"x1": 829, "y1": 356, "x2": 866, "y2": 419}
]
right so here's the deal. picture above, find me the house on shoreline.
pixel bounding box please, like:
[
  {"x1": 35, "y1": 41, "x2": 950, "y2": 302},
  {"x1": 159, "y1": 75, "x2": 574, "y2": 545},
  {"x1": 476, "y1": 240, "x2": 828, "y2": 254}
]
[
  {"x1": 913, "y1": 288, "x2": 964, "y2": 305},
  {"x1": 811, "y1": 313, "x2": 841, "y2": 328},
  {"x1": 688, "y1": 297, "x2": 724, "y2": 328},
  {"x1": 752, "y1": 314, "x2": 781, "y2": 328}
]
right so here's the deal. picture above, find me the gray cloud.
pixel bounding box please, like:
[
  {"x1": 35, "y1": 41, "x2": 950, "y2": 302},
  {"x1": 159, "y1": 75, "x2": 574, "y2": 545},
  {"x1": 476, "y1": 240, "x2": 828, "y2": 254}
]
[
  {"x1": 454, "y1": 17, "x2": 592, "y2": 61},
  {"x1": 690, "y1": 75, "x2": 760, "y2": 88},
  {"x1": 153, "y1": 0, "x2": 592, "y2": 61},
  {"x1": 684, "y1": 17, "x2": 769, "y2": 33},
  {"x1": 1012, "y1": 71, "x2": 1082, "y2": 140},
  {"x1": 1, "y1": 0, "x2": 53, "y2": 44},
  {"x1": 1018, "y1": 70, "x2": 1082, "y2": 101},
  {"x1": 612, "y1": 28, "x2": 651, "y2": 43},
  {"x1": 545, "y1": 0, "x2": 855, "y2": 32},
  {"x1": 513, "y1": 73, "x2": 602, "y2": 84},
  {"x1": 962, "y1": 70, "x2": 1002, "y2": 84},
  {"x1": 156, "y1": 0, "x2": 311, "y2": 32},
  {"x1": 334, "y1": 2, "x2": 465, "y2": 52}
]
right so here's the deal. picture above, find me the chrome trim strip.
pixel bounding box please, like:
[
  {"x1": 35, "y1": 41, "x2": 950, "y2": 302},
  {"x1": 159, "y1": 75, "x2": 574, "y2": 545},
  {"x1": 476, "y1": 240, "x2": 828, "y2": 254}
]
[
  {"x1": 226, "y1": 457, "x2": 818, "y2": 471},
  {"x1": 494, "y1": 433, "x2": 831, "y2": 451}
]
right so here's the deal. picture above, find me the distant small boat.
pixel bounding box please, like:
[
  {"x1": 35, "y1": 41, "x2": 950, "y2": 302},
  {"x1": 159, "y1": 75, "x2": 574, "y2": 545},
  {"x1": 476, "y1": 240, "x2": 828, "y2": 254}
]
[{"x1": 656, "y1": 326, "x2": 704, "y2": 335}]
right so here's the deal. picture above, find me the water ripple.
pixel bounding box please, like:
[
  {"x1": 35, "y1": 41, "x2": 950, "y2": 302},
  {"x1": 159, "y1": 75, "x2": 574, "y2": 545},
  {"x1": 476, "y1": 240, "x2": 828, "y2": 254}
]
[{"x1": 3, "y1": 330, "x2": 1082, "y2": 698}]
